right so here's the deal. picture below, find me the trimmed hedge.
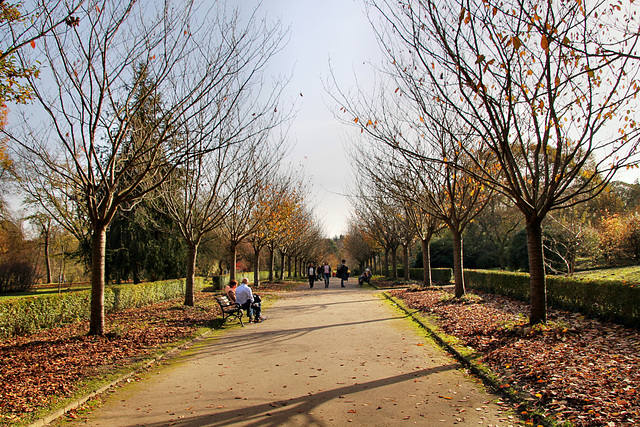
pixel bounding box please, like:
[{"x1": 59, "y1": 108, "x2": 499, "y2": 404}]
[
  {"x1": 464, "y1": 269, "x2": 640, "y2": 326},
  {"x1": 209, "y1": 271, "x2": 271, "y2": 290},
  {"x1": 395, "y1": 268, "x2": 453, "y2": 285},
  {"x1": 0, "y1": 277, "x2": 205, "y2": 338}
]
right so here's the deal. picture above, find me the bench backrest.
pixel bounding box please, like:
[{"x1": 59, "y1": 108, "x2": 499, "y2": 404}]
[{"x1": 216, "y1": 296, "x2": 234, "y2": 307}]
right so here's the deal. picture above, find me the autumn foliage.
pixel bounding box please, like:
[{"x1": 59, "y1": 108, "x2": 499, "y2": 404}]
[{"x1": 391, "y1": 287, "x2": 640, "y2": 426}]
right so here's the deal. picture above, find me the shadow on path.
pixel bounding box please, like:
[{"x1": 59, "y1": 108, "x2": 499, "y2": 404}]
[{"x1": 115, "y1": 364, "x2": 457, "y2": 427}]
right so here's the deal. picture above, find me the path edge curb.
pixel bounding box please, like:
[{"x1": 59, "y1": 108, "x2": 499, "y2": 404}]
[
  {"x1": 26, "y1": 326, "x2": 221, "y2": 427},
  {"x1": 381, "y1": 290, "x2": 555, "y2": 427}
]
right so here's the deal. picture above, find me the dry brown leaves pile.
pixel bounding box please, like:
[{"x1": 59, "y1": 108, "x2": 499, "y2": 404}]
[
  {"x1": 0, "y1": 293, "x2": 223, "y2": 425},
  {"x1": 390, "y1": 287, "x2": 640, "y2": 426},
  {"x1": 0, "y1": 281, "x2": 302, "y2": 425}
]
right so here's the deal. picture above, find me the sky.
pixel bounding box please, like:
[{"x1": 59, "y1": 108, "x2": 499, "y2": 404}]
[
  {"x1": 10, "y1": 0, "x2": 639, "y2": 239},
  {"x1": 238, "y1": 0, "x2": 640, "y2": 239},
  {"x1": 230, "y1": 0, "x2": 382, "y2": 238}
]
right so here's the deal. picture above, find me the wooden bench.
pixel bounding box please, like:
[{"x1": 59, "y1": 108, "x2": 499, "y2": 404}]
[{"x1": 215, "y1": 296, "x2": 244, "y2": 327}]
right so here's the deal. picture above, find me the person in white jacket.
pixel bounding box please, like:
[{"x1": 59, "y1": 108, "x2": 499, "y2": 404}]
[{"x1": 235, "y1": 278, "x2": 263, "y2": 323}]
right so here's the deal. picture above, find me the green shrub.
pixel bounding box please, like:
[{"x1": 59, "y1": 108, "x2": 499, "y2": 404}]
[
  {"x1": 209, "y1": 271, "x2": 270, "y2": 290},
  {"x1": 0, "y1": 277, "x2": 205, "y2": 339},
  {"x1": 431, "y1": 268, "x2": 453, "y2": 284},
  {"x1": 464, "y1": 269, "x2": 640, "y2": 326},
  {"x1": 396, "y1": 268, "x2": 452, "y2": 284}
]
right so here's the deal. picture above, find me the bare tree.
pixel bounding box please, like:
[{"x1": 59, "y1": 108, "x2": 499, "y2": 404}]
[
  {"x1": 343, "y1": 102, "x2": 490, "y2": 295},
  {"x1": 352, "y1": 0, "x2": 640, "y2": 324},
  {"x1": 1, "y1": 0, "x2": 83, "y2": 104},
  {"x1": 156, "y1": 94, "x2": 289, "y2": 304},
  {"x1": 219, "y1": 135, "x2": 288, "y2": 282},
  {"x1": 248, "y1": 172, "x2": 299, "y2": 286},
  {"x1": 5, "y1": 0, "x2": 287, "y2": 335},
  {"x1": 351, "y1": 181, "x2": 403, "y2": 279},
  {"x1": 343, "y1": 217, "x2": 376, "y2": 272}
]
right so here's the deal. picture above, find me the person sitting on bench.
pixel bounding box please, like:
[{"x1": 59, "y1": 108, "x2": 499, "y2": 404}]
[
  {"x1": 225, "y1": 279, "x2": 238, "y2": 302},
  {"x1": 358, "y1": 268, "x2": 372, "y2": 286},
  {"x1": 235, "y1": 278, "x2": 263, "y2": 323}
]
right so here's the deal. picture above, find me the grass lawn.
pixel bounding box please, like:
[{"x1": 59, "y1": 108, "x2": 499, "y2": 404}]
[
  {"x1": 574, "y1": 265, "x2": 640, "y2": 282},
  {"x1": 0, "y1": 283, "x2": 91, "y2": 302}
]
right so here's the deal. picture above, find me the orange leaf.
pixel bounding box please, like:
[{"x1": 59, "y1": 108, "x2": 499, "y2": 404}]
[
  {"x1": 541, "y1": 34, "x2": 549, "y2": 51},
  {"x1": 30, "y1": 40, "x2": 36, "y2": 49},
  {"x1": 512, "y1": 36, "x2": 522, "y2": 50}
]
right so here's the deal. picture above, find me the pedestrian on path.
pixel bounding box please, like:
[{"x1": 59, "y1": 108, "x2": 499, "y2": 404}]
[
  {"x1": 322, "y1": 262, "x2": 331, "y2": 288},
  {"x1": 308, "y1": 262, "x2": 316, "y2": 288},
  {"x1": 338, "y1": 259, "x2": 348, "y2": 287}
]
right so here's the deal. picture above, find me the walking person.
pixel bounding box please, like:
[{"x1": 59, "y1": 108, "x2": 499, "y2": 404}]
[
  {"x1": 308, "y1": 262, "x2": 316, "y2": 289},
  {"x1": 322, "y1": 262, "x2": 331, "y2": 288},
  {"x1": 338, "y1": 259, "x2": 348, "y2": 288}
]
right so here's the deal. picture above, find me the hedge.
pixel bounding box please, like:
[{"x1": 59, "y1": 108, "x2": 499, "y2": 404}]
[
  {"x1": 395, "y1": 268, "x2": 453, "y2": 285},
  {"x1": 464, "y1": 269, "x2": 640, "y2": 326},
  {"x1": 209, "y1": 271, "x2": 271, "y2": 290},
  {"x1": 0, "y1": 277, "x2": 205, "y2": 339}
]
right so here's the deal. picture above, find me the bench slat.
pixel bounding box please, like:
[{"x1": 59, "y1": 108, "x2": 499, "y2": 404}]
[{"x1": 215, "y1": 296, "x2": 244, "y2": 327}]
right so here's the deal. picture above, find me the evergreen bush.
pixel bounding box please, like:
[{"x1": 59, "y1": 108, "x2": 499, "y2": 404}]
[
  {"x1": 0, "y1": 278, "x2": 205, "y2": 338},
  {"x1": 464, "y1": 269, "x2": 640, "y2": 326}
]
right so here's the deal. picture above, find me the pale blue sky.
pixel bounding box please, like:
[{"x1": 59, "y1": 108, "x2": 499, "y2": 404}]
[{"x1": 234, "y1": 0, "x2": 381, "y2": 237}]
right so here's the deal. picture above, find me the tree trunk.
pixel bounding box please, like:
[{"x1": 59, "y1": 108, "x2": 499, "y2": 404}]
[
  {"x1": 279, "y1": 249, "x2": 285, "y2": 280},
  {"x1": 268, "y1": 248, "x2": 274, "y2": 282},
  {"x1": 287, "y1": 255, "x2": 292, "y2": 278},
  {"x1": 44, "y1": 228, "x2": 52, "y2": 284},
  {"x1": 452, "y1": 228, "x2": 465, "y2": 298},
  {"x1": 403, "y1": 243, "x2": 409, "y2": 281},
  {"x1": 229, "y1": 241, "x2": 237, "y2": 281},
  {"x1": 421, "y1": 238, "x2": 432, "y2": 286},
  {"x1": 526, "y1": 219, "x2": 547, "y2": 324},
  {"x1": 58, "y1": 244, "x2": 66, "y2": 293},
  {"x1": 384, "y1": 248, "x2": 390, "y2": 277},
  {"x1": 184, "y1": 242, "x2": 198, "y2": 306},
  {"x1": 391, "y1": 247, "x2": 397, "y2": 280},
  {"x1": 373, "y1": 253, "x2": 378, "y2": 275},
  {"x1": 89, "y1": 225, "x2": 107, "y2": 336},
  {"x1": 253, "y1": 247, "x2": 260, "y2": 287}
]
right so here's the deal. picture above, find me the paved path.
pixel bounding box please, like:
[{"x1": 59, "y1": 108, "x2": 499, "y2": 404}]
[{"x1": 61, "y1": 278, "x2": 514, "y2": 426}]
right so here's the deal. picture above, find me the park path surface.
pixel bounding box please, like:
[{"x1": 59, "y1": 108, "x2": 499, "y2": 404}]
[{"x1": 60, "y1": 278, "x2": 515, "y2": 426}]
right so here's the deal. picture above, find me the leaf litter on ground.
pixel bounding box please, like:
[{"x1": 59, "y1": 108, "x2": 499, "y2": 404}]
[
  {"x1": 0, "y1": 282, "x2": 297, "y2": 426},
  {"x1": 389, "y1": 286, "x2": 640, "y2": 427}
]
